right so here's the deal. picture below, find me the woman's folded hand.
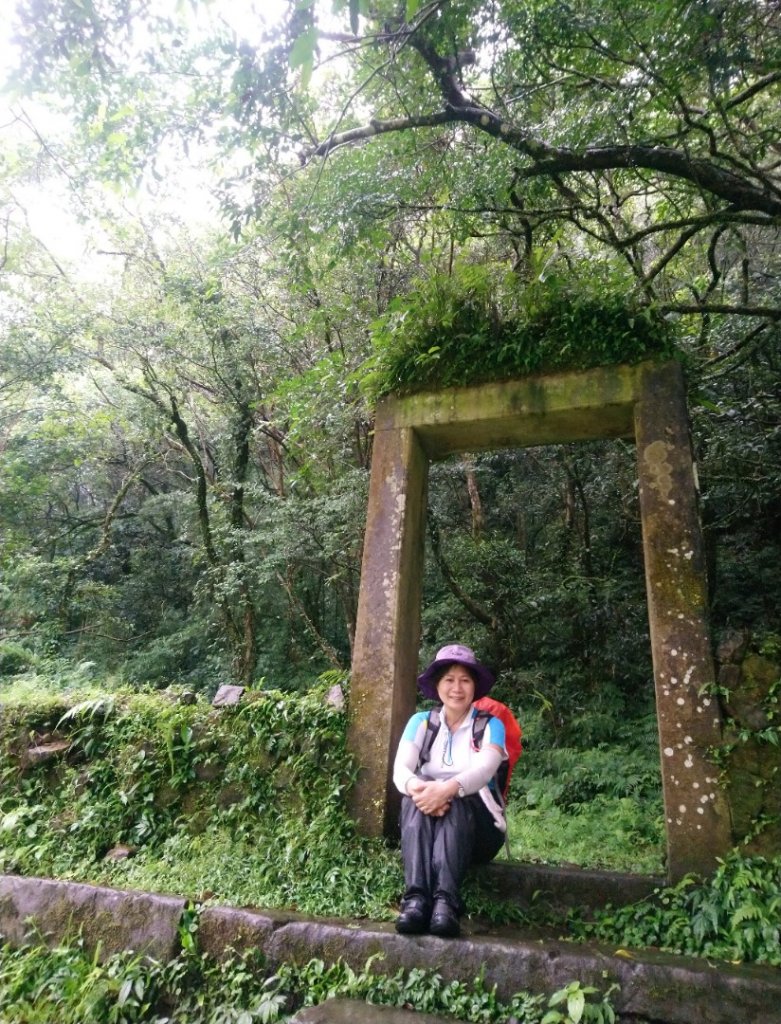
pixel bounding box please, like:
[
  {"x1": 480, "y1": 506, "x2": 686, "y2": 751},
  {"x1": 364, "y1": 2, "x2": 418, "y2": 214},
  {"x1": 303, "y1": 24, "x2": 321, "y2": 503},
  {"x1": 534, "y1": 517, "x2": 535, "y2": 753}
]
[{"x1": 408, "y1": 778, "x2": 460, "y2": 817}]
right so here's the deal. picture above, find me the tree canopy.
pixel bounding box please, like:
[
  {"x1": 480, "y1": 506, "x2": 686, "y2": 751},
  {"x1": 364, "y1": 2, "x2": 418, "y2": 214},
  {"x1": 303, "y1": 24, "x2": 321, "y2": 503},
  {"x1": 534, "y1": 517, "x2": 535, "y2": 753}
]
[{"x1": 0, "y1": 0, "x2": 779, "y2": 706}]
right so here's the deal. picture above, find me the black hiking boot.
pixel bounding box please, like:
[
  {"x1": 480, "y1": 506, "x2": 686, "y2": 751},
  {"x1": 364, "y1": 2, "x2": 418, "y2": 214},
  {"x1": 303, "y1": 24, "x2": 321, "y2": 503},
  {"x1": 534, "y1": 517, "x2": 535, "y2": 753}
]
[
  {"x1": 429, "y1": 897, "x2": 460, "y2": 938},
  {"x1": 395, "y1": 895, "x2": 431, "y2": 934}
]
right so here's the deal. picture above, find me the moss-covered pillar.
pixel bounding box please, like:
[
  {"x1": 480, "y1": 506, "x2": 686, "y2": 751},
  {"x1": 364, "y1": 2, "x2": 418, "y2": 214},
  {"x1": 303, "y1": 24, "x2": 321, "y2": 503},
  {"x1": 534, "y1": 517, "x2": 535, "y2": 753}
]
[
  {"x1": 635, "y1": 362, "x2": 732, "y2": 880},
  {"x1": 347, "y1": 417, "x2": 428, "y2": 838}
]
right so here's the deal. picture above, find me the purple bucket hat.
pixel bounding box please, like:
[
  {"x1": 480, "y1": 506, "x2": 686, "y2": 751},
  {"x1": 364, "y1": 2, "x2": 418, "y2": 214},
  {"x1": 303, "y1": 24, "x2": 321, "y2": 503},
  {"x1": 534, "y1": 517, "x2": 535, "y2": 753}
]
[{"x1": 417, "y1": 643, "x2": 496, "y2": 701}]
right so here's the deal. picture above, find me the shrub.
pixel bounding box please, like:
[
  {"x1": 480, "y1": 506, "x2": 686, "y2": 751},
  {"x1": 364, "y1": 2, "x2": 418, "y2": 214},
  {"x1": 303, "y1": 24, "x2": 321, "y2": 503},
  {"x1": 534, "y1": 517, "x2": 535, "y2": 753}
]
[
  {"x1": 0, "y1": 640, "x2": 40, "y2": 676},
  {"x1": 0, "y1": 939, "x2": 620, "y2": 1024}
]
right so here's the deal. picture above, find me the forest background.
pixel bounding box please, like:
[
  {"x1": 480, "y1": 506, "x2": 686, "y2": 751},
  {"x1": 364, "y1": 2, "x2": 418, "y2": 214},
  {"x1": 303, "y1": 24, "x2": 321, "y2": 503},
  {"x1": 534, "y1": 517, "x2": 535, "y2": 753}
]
[{"x1": 1, "y1": 0, "x2": 780, "y2": 876}]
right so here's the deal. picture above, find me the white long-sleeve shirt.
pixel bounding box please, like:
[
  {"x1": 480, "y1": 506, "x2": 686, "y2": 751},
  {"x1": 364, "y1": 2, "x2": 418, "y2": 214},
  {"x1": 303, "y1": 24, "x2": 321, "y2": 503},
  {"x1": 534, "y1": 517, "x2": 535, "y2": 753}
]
[{"x1": 392, "y1": 705, "x2": 507, "y2": 797}]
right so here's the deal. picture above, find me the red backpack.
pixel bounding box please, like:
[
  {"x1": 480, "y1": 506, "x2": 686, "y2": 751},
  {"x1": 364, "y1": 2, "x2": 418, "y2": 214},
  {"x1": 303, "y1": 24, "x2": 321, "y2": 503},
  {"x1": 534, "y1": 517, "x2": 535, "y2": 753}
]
[
  {"x1": 474, "y1": 696, "x2": 523, "y2": 801},
  {"x1": 417, "y1": 698, "x2": 523, "y2": 802}
]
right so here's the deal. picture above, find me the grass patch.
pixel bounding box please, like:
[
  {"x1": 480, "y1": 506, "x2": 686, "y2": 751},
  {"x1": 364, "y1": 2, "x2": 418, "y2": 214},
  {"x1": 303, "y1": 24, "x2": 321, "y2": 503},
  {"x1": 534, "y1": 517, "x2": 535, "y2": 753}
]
[
  {"x1": 507, "y1": 797, "x2": 664, "y2": 876},
  {"x1": 505, "y1": 708, "x2": 665, "y2": 875},
  {"x1": 364, "y1": 263, "x2": 678, "y2": 400}
]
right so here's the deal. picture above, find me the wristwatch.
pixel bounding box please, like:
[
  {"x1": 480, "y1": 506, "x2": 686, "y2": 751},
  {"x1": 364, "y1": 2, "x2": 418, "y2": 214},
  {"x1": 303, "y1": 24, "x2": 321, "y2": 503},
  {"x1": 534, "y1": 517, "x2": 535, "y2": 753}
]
[{"x1": 456, "y1": 783, "x2": 465, "y2": 798}]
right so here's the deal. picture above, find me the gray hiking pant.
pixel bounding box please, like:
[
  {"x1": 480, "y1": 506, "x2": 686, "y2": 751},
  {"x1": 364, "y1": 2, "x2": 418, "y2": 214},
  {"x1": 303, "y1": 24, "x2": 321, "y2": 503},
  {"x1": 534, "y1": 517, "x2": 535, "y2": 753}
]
[{"x1": 400, "y1": 793, "x2": 504, "y2": 910}]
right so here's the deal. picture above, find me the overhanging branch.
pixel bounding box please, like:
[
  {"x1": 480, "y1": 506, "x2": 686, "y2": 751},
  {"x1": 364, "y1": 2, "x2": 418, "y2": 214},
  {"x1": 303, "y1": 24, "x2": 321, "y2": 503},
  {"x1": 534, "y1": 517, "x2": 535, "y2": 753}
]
[
  {"x1": 662, "y1": 303, "x2": 781, "y2": 318},
  {"x1": 303, "y1": 102, "x2": 781, "y2": 216},
  {"x1": 302, "y1": 110, "x2": 456, "y2": 160}
]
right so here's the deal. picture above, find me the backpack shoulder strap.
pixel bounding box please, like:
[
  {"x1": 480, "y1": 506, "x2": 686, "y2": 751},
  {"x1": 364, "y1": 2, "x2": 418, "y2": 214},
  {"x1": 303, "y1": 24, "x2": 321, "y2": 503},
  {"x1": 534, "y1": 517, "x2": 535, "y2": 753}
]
[
  {"x1": 417, "y1": 706, "x2": 441, "y2": 767},
  {"x1": 471, "y1": 708, "x2": 510, "y2": 813},
  {"x1": 471, "y1": 708, "x2": 491, "y2": 749}
]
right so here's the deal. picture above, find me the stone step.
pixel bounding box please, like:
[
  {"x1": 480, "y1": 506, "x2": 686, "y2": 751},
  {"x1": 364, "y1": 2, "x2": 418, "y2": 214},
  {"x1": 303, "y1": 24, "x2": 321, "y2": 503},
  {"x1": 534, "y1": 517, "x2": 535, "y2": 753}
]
[
  {"x1": 3, "y1": 874, "x2": 781, "y2": 1024},
  {"x1": 290, "y1": 998, "x2": 469, "y2": 1024}
]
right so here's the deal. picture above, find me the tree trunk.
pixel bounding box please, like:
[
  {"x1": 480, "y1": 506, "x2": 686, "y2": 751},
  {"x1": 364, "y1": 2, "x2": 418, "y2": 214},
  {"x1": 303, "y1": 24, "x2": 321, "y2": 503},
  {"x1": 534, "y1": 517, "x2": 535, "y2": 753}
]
[{"x1": 464, "y1": 457, "x2": 484, "y2": 539}]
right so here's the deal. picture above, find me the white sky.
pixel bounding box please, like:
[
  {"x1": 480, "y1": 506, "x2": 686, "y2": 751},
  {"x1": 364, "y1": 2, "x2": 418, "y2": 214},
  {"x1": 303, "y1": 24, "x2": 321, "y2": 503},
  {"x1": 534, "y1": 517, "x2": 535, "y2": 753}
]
[{"x1": 0, "y1": 0, "x2": 290, "y2": 276}]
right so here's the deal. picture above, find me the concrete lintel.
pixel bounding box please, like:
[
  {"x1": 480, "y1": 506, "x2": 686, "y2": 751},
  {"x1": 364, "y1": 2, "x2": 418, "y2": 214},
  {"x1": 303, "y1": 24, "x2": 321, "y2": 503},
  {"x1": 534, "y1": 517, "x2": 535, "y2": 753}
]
[
  {"x1": 376, "y1": 363, "x2": 649, "y2": 459},
  {"x1": 415, "y1": 405, "x2": 634, "y2": 459}
]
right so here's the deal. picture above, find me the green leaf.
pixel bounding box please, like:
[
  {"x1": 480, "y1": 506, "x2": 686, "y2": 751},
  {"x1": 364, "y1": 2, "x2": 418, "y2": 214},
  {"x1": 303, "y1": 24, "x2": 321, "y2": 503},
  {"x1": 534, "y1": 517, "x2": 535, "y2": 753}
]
[
  {"x1": 118, "y1": 978, "x2": 133, "y2": 1006},
  {"x1": 289, "y1": 25, "x2": 318, "y2": 87},
  {"x1": 541, "y1": 1012, "x2": 564, "y2": 1024},
  {"x1": 568, "y1": 987, "x2": 586, "y2": 1023},
  {"x1": 105, "y1": 131, "x2": 128, "y2": 149}
]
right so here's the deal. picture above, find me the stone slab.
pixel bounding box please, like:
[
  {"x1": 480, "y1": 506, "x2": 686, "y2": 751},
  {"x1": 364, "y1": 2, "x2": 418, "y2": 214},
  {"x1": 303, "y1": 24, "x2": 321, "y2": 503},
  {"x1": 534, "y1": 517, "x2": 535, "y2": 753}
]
[
  {"x1": 202, "y1": 904, "x2": 781, "y2": 1024},
  {"x1": 3, "y1": 877, "x2": 781, "y2": 1024},
  {"x1": 212, "y1": 685, "x2": 245, "y2": 707},
  {"x1": 198, "y1": 904, "x2": 280, "y2": 953},
  {"x1": 484, "y1": 860, "x2": 665, "y2": 911},
  {"x1": 25, "y1": 740, "x2": 71, "y2": 765},
  {"x1": 289, "y1": 998, "x2": 470, "y2": 1023},
  {"x1": 0, "y1": 875, "x2": 185, "y2": 961}
]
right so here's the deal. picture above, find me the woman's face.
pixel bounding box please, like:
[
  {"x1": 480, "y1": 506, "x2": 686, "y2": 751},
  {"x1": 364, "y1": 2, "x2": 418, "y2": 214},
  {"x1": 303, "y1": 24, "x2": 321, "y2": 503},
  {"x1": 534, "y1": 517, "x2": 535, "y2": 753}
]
[{"x1": 436, "y1": 663, "x2": 476, "y2": 720}]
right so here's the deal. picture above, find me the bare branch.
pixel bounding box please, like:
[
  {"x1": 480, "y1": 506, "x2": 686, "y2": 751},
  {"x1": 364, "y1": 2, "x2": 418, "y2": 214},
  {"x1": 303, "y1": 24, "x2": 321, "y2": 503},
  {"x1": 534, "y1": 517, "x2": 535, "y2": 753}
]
[
  {"x1": 724, "y1": 71, "x2": 781, "y2": 111},
  {"x1": 303, "y1": 111, "x2": 455, "y2": 159},
  {"x1": 639, "y1": 224, "x2": 703, "y2": 288},
  {"x1": 662, "y1": 303, "x2": 781, "y2": 318}
]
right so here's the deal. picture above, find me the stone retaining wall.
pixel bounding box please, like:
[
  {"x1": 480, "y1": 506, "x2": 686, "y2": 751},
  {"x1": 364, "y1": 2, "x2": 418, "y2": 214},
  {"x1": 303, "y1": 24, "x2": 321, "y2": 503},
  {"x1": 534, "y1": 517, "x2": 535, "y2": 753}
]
[{"x1": 2, "y1": 874, "x2": 780, "y2": 1024}]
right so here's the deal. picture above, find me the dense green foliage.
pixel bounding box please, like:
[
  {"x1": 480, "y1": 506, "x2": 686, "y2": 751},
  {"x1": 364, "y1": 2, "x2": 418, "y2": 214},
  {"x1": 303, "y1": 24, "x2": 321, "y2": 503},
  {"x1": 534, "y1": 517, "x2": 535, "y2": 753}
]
[
  {"x1": 0, "y1": 941, "x2": 287, "y2": 1024},
  {"x1": 0, "y1": 677, "x2": 403, "y2": 920},
  {"x1": 0, "y1": 939, "x2": 620, "y2": 1024},
  {"x1": 368, "y1": 265, "x2": 678, "y2": 398},
  {"x1": 0, "y1": 237, "x2": 372, "y2": 690},
  {"x1": 2, "y1": 0, "x2": 780, "y2": 702},
  {"x1": 506, "y1": 711, "x2": 664, "y2": 875}
]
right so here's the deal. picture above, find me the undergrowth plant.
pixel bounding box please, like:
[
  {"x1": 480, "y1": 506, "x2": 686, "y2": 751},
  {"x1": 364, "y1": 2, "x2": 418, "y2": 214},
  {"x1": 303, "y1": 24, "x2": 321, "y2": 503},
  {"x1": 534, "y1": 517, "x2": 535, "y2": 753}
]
[
  {"x1": 2, "y1": 676, "x2": 781, "y2": 968},
  {"x1": 569, "y1": 851, "x2": 781, "y2": 966},
  {"x1": 0, "y1": 675, "x2": 400, "y2": 919},
  {"x1": 0, "y1": 939, "x2": 618, "y2": 1024},
  {"x1": 505, "y1": 708, "x2": 665, "y2": 874},
  {"x1": 0, "y1": 940, "x2": 285, "y2": 1024}
]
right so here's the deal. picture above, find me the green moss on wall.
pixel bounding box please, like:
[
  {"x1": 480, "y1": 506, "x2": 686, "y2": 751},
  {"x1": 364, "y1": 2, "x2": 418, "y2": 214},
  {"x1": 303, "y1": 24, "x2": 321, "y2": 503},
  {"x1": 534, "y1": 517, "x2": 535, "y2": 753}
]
[{"x1": 716, "y1": 635, "x2": 781, "y2": 853}]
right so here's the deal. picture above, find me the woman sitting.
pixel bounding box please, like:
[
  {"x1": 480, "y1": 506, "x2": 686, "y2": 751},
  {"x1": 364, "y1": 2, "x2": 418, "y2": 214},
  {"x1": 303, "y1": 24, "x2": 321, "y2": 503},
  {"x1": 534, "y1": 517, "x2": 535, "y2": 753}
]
[{"x1": 392, "y1": 643, "x2": 507, "y2": 938}]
